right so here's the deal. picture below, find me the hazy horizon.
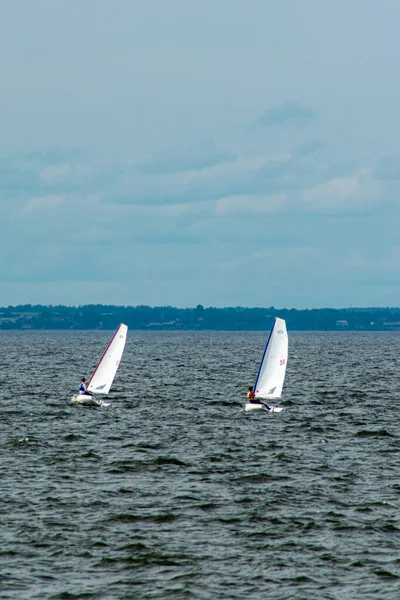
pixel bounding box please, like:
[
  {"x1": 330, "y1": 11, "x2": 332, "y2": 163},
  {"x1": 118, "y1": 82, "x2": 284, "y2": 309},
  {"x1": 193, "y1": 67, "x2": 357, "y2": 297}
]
[{"x1": 1, "y1": 303, "x2": 398, "y2": 311}]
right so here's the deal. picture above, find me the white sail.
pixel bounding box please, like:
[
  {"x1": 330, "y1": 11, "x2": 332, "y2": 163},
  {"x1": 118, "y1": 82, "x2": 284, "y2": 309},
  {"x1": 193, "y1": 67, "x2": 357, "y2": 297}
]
[
  {"x1": 254, "y1": 317, "x2": 288, "y2": 399},
  {"x1": 87, "y1": 323, "x2": 128, "y2": 395}
]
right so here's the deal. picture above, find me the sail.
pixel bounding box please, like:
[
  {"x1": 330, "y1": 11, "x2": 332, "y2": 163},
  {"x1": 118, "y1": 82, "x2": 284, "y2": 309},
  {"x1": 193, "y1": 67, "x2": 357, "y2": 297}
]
[
  {"x1": 254, "y1": 317, "x2": 288, "y2": 399},
  {"x1": 87, "y1": 323, "x2": 128, "y2": 394}
]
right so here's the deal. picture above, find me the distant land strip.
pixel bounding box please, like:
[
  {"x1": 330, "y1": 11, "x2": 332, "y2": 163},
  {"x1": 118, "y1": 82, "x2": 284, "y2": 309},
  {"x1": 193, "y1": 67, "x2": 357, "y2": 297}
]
[{"x1": 1, "y1": 304, "x2": 400, "y2": 331}]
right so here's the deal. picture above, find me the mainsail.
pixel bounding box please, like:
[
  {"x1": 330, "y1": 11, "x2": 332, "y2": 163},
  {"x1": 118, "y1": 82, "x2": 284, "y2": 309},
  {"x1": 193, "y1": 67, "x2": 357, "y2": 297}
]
[
  {"x1": 254, "y1": 317, "x2": 288, "y2": 399},
  {"x1": 87, "y1": 323, "x2": 128, "y2": 394}
]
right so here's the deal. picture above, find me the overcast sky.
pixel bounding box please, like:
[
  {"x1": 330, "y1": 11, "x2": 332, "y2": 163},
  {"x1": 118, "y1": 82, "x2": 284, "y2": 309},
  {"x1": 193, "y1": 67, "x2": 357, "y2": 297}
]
[{"x1": 1, "y1": 0, "x2": 400, "y2": 308}]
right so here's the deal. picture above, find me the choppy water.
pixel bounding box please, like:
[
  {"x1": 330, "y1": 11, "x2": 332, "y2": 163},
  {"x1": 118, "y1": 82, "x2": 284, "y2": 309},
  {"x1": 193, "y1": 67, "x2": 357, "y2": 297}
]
[{"x1": 1, "y1": 330, "x2": 400, "y2": 600}]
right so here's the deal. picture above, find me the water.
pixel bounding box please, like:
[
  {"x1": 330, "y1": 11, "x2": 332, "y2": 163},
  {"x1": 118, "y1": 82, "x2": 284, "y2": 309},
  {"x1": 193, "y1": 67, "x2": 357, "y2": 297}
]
[{"x1": 1, "y1": 330, "x2": 400, "y2": 600}]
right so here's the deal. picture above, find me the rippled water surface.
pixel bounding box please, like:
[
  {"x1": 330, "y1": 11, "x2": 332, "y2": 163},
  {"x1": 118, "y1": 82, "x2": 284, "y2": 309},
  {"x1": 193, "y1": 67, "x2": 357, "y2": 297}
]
[{"x1": 1, "y1": 330, "x2": 400, "y2": 599}]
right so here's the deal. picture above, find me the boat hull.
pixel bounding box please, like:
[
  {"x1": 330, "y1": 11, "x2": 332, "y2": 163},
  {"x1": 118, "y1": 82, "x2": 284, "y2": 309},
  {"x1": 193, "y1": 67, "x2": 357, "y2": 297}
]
[
  {"x1": 70, "y1": 395, "x2": 109, "y2": 407},
  {"x1": 244, "y1": 402, "x2": 283, "y2": 413}
]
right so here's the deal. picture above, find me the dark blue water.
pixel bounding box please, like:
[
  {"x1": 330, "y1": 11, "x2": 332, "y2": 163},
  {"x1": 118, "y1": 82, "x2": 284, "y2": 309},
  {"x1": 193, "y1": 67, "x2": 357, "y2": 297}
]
[{"x1": 1, "y1": 330, "x2": 400, "y2": 599}]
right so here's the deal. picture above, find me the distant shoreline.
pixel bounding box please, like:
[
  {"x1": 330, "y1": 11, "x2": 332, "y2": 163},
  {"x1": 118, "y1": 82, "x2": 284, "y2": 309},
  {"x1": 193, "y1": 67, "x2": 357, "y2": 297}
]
[{"x1": 1, "y1": 304, "x2": 400, "y2": 331}]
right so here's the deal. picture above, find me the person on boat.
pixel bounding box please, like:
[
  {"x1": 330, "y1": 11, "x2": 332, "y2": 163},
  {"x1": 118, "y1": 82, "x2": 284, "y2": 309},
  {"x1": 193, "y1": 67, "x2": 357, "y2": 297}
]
[
  {"x1": 79, "y1": 378, "x2": 93, "y2": 396},
  {"x1": 247, "y1": 385, "x2": 270, "y2": 410},
  {"x1": 247, "y1": 386, "x2": 256, "y2": 402}
]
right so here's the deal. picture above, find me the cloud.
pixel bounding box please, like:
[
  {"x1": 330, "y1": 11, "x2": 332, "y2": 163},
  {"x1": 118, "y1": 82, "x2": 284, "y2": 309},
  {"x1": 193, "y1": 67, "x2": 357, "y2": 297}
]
[
  {"x1": 22, "y1": 194, "x2": 67, "y2": 213},
  {"x1": 24, "y1": 148, "x2": 83, "y2": 163},
  {"x1": 299, "y1": 169, "x2": 377, "y2": 212},
  {"x1": 0, "y1": 148, "x2": 92, "y2": 202},
  {"x1": 104, "y1": 146, "x2": 372, "y2": 217},
  {"x1": 215, "y1": 193, "x2": 286, "y2": 216},
  {"x1": 0, "y1": 108, "x2": 397, "y2": 309},
  {"x1": 105, "y1": 152, "x2": 294, "y2": 207},
  {"x1": 0, "y1": 161, "x2": 40, "y2": 198},
  {"x1": 2, "y1": 139, "x2": 387, "y2": 229},
  {"x1": 39, "y1": 164, "x2": 71, "y2": 183},
  {"x1": 292, "y1": 139, "x2": 324, "y2": 157},
  {"x1": 250, "y1": 102, "x2": 316, "y2": 128},
  {"x1": 217, "y1": 245, "x2": 319, "y2": 274},
  {"x1": 134, "y1": 140, "x2": 236, "y2": 175}
]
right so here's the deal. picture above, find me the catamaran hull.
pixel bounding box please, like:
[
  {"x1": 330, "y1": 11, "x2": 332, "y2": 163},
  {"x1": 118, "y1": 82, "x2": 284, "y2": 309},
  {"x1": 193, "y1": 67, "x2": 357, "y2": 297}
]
[
  {"x1": 244, "y1": 402, "x2": 283, "y2": 413},
  {"x1": 70, "y1": 395, "x2": 110, "y2": 407}
]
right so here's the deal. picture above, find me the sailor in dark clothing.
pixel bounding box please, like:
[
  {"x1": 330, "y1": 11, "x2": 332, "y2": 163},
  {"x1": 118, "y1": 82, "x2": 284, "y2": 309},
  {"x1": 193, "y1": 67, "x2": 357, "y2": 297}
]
[{"x1": 79, "y1": 378, "x2": 93, "y2": 396}]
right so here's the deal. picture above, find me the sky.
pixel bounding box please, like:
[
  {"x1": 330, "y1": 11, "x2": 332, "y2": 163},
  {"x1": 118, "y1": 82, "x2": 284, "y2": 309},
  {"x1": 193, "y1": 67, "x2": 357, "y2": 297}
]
[{"x1": 1, "y1": 0, "x2": 400, "y2": 309}]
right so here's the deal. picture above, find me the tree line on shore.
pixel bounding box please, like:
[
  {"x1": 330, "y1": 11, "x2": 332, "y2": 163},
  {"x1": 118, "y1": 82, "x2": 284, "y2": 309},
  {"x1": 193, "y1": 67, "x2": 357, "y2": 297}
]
[{"x1": 1, "y1": 304, "x2": 400, "y2": 331}]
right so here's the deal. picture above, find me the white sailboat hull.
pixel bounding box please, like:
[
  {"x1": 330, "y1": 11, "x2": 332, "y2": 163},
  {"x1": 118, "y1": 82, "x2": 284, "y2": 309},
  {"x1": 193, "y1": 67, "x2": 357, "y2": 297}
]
[
  {"x1": 245, "y1": 402, "x2": 264, "y2": 411},
  {"x1": 70, "y1": 395, "x2": 110, "y2": 407},
  {"x1": 244, "y1": 402, "x2": 283, "y2": 413}
]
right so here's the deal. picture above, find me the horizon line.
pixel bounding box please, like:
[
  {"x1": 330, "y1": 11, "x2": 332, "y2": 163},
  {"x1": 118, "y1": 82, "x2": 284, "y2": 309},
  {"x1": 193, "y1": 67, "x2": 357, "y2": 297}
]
[{"x1": 1, "y1": 304, "x2": 399, "y2": 311}]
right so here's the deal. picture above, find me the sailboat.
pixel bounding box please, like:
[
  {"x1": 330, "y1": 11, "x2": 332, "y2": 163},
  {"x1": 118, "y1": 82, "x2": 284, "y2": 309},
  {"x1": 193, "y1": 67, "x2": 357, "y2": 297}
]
[
  {"x1": 245, "y1": 317, "x2": 288, "y2": 413},
  {"x1": 71, "y1": 323, "x2": 128, "y2": 406}
]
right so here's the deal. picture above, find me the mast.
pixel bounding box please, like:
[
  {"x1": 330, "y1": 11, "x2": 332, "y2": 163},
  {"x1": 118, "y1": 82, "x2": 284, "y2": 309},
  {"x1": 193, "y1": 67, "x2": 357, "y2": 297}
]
[{"x1": 253, "y1": 317, "x2": 277, "y2": 391}]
